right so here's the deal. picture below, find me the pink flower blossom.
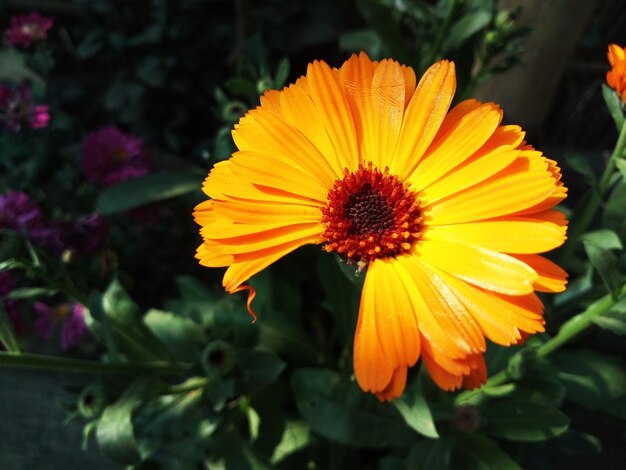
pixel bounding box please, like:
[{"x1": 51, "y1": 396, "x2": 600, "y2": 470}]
[
  {"x1": 81, "y1": 127, "x2": 151, "y2": 186},
  {"x1": 4, "y1": 12, "x2": 53, "y2": 48},
  {"x1": 34, "y1": 302, "x2": 88, "y2": 349},
  {"x1": 0, "y1": 190, "x2": 60, "y2": 249},
  {"x1": 0, "y1": 84, "x2": 50, "y2": 132}
]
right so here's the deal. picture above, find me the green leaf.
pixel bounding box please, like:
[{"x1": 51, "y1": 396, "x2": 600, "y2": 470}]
[
  {"x1": 96, "y1": 378, "x2": 153, "y2": 464},
  {"x1": 355, "y1": 0, "x2": 411, "y2": 65},
  {"x1": 7, "y1": 287, "x2": 57, "y2": 300},
  {"x1": 443, "y1": 11, "x2": 492, "y2": 52},
  {"x1": 0, "y1": 302, "x2": 20, "y2": 353},
  {"x1": 134, "y1": 387, "x2": 204, "y2": 443},
  {"x1": 274, "y1": 58, "x2": 290, "y2": 88},
  {"x1": 591, "y1": 298, "x2": 626, "y2": 336},
  {"x1": 583, "y1": 242, "x2": 622, "y2": 296},
  {"x1": 580, "y1": 229, "x2": 623, "y2": 250},
  {"x1": 143, "y1": 309, "x2": 206, "y2": 361},
  {"x1": 236, "y1": 350, "x2": 286, "y2": 394},
  {"x1": 291, "y1": 368, "x2": 416, "y2": 447},
  {"x1": 317, "y1": 255, "x2": 359, "y2": 346},
  {"x1": 453, "y1": 432, "x2": 521, "y2": 469},
  {"x1": 270, "y1": 420, "x2": 310, "y2": 465},
  {"x1": 406, "y1": 438, "x2": 453, "y2": 470},
  {"x1": 89, "y1": 279, "x2": 171, "y2": 361},
  {"x1": 602, "y1": 83, "x2": 625, "y2": 131},
  {"x1": 339, "y1": 29, "x2": 384, "y2": 58},
  {"x1": 603, "y1": 179, "x2": 626, "y2": 236},
  {"x1": 483, "y1": 400, "x2": 569, "y2": 441},
  {"x1": 553, "y1": 350, "x2": 626, "y2": 408},
  {"x1": 0, "y1": 49, "x2": 45, "y2": 90},
  {"x1": 582, "y1": 230, "x2": 623, "y2": 297},
  {"x1": 96, "y1": 170, "x2": 204, "y2": 215},
  {"x1": 615, "y1": 158, "x2": 626, "y2": 180},
  {"x1": 564, "y1": 153, "x2": 597, "y2": 187},
  {"x1": 393, "y1": 383, "x2": 439, "y2": 438}
]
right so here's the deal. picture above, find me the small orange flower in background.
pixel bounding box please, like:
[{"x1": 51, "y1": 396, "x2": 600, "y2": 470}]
[
  {"x1": 607, "y1": 44, "x2": 626, "y2": 102},
  {"x1": 194, "y1": 52, "x2": 568, "y2": 401}
]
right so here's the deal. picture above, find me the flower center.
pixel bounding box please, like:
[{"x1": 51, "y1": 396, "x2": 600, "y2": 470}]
[{"x1": 321, "y1": 164, "x2": 422, "y2": 266}]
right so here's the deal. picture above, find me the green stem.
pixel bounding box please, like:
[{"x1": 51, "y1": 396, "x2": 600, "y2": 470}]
[
  {"x1": 536, "y1": 284, "x2": 625, "y2": 357},
  {"x1": 565, "y1": 119, "x2": 626, "y2": 252},
  {"x1": 0, "y1": 352, "x2": 191, "y2": 375},
  {"x1": 455, "y1": 283, "x2": 626, "y2": 405},
  {"x1": 167, "y1": 377, "x2": 209, "y2": 394},
  {"x1": 424, "y1": 0, "x2": 458, "y2": 68}
]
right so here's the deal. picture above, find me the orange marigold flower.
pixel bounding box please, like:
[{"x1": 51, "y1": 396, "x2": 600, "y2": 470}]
[
  {"x1": 194, "y1": 53, "x2": 568, "y2": 401},
  {"x1": 607, "y1": 44, "x2": 626, "y2": 102}
]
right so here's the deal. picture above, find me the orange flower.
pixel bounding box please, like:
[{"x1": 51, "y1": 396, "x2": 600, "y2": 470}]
[
  {"x1": 194, "y1": 53, "x2": 568, "y2": 401},
  {"x1": 607, "y1": 44, "x2": 626, "y2": 102}
]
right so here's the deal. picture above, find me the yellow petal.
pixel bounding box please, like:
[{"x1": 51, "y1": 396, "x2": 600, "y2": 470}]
[
  {"x1": 203, "y1": 161, "x2": 320, "y2": 206},
  {"x1": 230, "y1": 151, "x2": 329, "y2": 202},
  {"x1": 410, "y1": 103, "x2": 502, "y2": 189},
  {"x1": 216, "y1": 224, "x2": 323, "y2": 254},
  {"x1": 222, "y1": 232, "x2": 323, "y2": 293},
  {"x1": 259, "y1": 89, "x2": 283, "y2": 116},
  {"x1": 306, "y1": 60, "x2": 359, "y2": 171},
  {"x1": 211, "y1": 199, "x2": 321, "y2": 225},
  {"x1": 232, "y1": 108, "x2": 337, "y2": 186},
  {"x1": 418, "y1": 240, "x2": 538, "y2": 295},
  {"x1": 420, "y1": 124, "x2": 524, "y2": 203},
  {"x1": 425, "y1": 217, "x2": 566, "y2": 254},
  {"x1": 279, "y1": 77, "x2": 345, "y2": 178},
  {"x1": 369, "y1": 59, "x2": 406, "y2": 168},
  {"x1": 513, "y1": 254, "x2": 568, "y2": 292},
  {"x1": 339, "y1": 52, "x2": 376, "y2": 164},
  {"x1": 391, "y1": 60, "x2": 456, "y2": 178},
  {"x1": 394, "y1": 255, "x2": 483, "y2": 358},
  {"x1": 353, "y1": 266, "x2": 395, "y2": 393},
  {"x1": 369, "y1": 258, "x2": 421, "y2": 367},
  {"x1": 400, "y1": 65, "x2": 416, "y2": 107},
  {"x1": 375, "y1": 366, "x2": 407, "y2": 402},
  {"x1": 426, "y1": 171, "x2": 556, "y2": 225},
  {"x1": 433, "y1": 268, "x2": 545, "y2": 346},
  {"x1": 196, "y1": 242, "x2": 233, "y2": 267}
]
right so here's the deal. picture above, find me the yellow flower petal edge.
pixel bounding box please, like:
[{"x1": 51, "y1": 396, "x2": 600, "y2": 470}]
[{"x1": 194, "y1": 52, "x2": 568, "y2": 401}]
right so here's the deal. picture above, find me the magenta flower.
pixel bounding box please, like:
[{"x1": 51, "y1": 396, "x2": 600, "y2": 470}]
[
  {"x1": 81, "y1": 127, "x2": 151, "y2": 187},
  {"x1": 52, "y1": 213, "x2": 109, "y2": 255},
  {"x1": 4, "y1": 12, "x2": 53, "y2": 48},
  {"x1": 34, "y1": 302, "x2": 88, "y2": 349},
  {"x1": 0, "y1": 84, "x2": 50, "y2": 132},
  {"x1": 0, "y1": 190, "x2": 60, "y2": 250}
]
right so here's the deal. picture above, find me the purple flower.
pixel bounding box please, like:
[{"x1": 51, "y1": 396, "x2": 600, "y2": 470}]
[
  {"x1": 4, "y1": 12, "x2": 53, "y2": 48},
  {"x1": 0, "y1": 190, "x2": 57, "y2": 247},
  {"x1": 34, "y1": 301, "x2": 88, "y2": 349},
  {"x1": 0, "y1": 190, "x2": 43, "y2": 233},
  {"x1": 52, "y1": 213, "x2": 109, "y2": 255},
  {"x1": 81, "y1": 127, "x2": 150, "y2": 187},
  {"x1": 60, "y1": 304, "x2": 87, "y2": 350},
  {"x1": 0, "y1": 84, "x2": 50, "y2": 132}
]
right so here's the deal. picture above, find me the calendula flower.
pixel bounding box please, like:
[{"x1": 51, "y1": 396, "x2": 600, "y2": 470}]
[
  {"x1": 81, "y1": 126, "x2": 150, "y2": 187},
  {"x1": 4, "y1": 12, "x2": 53, "y2": 48},
  {"x1": 607, "y1": 44, "x2": 626, "y2": 103},
  {"x1": 0, "y1": 84, "x2": 50, "y2": 132},
  {"x1": 194, "y1": 53, "x2": 568, "y2": 401}
]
